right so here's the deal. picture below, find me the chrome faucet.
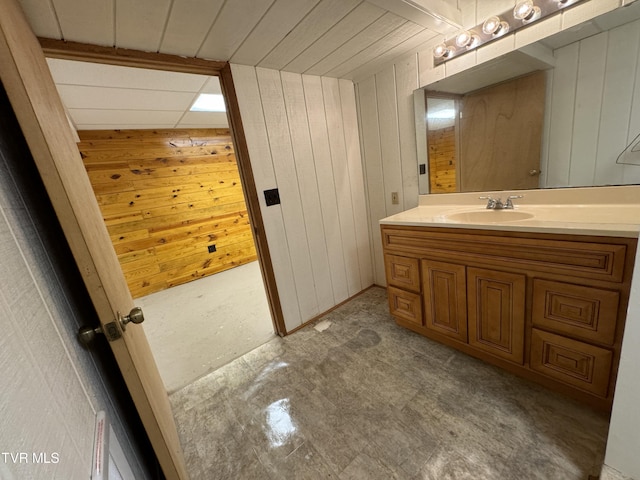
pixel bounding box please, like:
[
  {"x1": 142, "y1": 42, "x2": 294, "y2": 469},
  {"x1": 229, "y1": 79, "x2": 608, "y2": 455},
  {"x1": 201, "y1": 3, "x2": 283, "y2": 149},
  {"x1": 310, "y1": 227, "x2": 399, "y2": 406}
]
[{"x1": 479, "y1": 195, "x2": 523, "y2": 209}]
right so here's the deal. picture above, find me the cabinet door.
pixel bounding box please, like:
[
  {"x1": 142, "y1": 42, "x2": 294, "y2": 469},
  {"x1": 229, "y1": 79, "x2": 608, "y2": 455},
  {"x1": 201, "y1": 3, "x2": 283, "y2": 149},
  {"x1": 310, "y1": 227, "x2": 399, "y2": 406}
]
[
  {"x1": 422, "y1": 259, "x2": 467, "y2": 342},
  {"x1": 468, "y1": 267, "x2": 526, "y2": 364}
]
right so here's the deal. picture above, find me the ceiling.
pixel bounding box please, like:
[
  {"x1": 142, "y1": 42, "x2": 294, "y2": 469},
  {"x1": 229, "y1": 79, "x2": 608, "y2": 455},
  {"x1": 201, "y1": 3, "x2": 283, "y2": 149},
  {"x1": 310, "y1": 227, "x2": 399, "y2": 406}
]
[
  {"x1": 47, "y1": 58, "x2": 229, "y2": 130},
  {"x1": 21, "y1": 0, "x2": 460, "y2": 80},
  {"x1": 20, "y1": 0, "x2": 462, "y2": 131}
]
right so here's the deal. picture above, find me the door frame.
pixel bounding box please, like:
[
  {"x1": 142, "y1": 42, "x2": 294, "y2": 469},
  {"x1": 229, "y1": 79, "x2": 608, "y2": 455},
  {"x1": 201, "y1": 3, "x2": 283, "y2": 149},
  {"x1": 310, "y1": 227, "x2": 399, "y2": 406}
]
[{"x1": 39, "y1": 38, "x2": 287, "y2": 336}]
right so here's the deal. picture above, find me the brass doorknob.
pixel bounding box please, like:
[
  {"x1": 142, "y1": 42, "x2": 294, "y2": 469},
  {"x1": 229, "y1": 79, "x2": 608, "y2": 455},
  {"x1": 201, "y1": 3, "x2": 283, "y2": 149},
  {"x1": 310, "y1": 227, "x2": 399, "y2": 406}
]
[{"x1": 528, "y1": 169, "x2": 541, "y2": 176}]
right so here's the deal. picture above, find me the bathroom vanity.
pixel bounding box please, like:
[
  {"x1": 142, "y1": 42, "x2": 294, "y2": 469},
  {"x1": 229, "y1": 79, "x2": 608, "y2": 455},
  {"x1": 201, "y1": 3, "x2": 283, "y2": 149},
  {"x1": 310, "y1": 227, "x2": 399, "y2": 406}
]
[{"x1": 381, "y1": 187, "x2": 640, "y2": 410}]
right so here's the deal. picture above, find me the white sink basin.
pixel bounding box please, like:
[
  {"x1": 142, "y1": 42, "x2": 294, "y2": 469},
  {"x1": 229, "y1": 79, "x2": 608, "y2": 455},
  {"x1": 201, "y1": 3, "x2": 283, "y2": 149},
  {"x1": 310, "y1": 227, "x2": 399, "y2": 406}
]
[{"x1": 445, "y1": 210, "x2": 534, "y2": 224}]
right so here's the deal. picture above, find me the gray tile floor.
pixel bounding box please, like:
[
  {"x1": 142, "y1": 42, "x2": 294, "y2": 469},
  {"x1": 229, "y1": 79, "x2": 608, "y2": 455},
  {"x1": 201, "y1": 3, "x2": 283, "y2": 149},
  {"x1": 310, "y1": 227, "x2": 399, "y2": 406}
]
[{"x1": 170, "y1": 287, "x2": 609, "y2": 479}]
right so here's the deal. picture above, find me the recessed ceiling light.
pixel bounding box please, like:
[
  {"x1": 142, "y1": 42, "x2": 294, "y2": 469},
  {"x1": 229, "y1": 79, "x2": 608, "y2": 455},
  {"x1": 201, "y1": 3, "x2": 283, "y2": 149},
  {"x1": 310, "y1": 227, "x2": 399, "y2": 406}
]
[{"x1": 190, "y1": 93, "x2": 226, "y2": 112}]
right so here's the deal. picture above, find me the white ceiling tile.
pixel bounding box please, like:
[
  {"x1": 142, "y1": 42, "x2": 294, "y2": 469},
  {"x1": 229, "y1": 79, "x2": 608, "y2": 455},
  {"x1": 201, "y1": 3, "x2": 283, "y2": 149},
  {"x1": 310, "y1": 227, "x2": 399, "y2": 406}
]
[
  {"x1": 197, "y1": 0, "x2": 275, "y2": 61},
  {"x1": 159, "y1": 0, "x2": 225, "y2": 56},
  {"x1": 47, "y1": 59, "x2": 209, "y2": 92},
  {"x1": 56, "y1": 85, "x2": 197, "y2": 111},
  {"x1": 230, "y1": 0, "x2": 320, "y2": 65},
  {"x1": 18, "y1": 0, "x2": 62, "y2": 38},
  {"x1": 177, "y1": 111, "x2": 229, "y2": 126},
  {"x1": 200, "y1": 77, "x2": 223, "y2": 94},
  {"x1": 284, "y1": 2, "x2": 385, "y2": 73},
  {"x1": 52, "y1": 0, "x2": 115, "y2": 45},
  {"x1": 69, "y1": 109, "x2": 183, "y2": 125},
  {"x1": 115, "y1": 0, "x2": 172, "y2": 51}
]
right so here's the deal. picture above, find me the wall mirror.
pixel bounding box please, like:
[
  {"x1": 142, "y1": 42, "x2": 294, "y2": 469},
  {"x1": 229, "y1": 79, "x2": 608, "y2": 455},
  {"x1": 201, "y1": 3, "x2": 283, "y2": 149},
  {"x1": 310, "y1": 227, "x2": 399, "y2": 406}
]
[{"x1": 416, "y1": 2, "x2": 640, "y2": 194}]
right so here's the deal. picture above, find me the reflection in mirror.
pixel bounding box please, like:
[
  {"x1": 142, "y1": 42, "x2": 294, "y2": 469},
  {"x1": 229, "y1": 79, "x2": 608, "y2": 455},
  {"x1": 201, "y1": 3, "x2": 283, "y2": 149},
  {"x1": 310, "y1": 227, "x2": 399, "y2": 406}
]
[
  {"x1": 425, "y1": 96, "x2": 458, "y2": 193},
  {"x1": 417, "y1": 2, "x2": 640, "y2": 194},
  {"x1": 426, "y1": 71, "x2": 546, "y2": 194}
]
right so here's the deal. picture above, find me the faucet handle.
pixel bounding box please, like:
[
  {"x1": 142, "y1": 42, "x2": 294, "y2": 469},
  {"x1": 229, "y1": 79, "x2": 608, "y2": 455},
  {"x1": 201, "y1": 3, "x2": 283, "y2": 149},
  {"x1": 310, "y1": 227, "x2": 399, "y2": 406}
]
[
  {"x1": 505, "y1": 194, "x2": 524, "y2": 209},
  {"x1": 479, "y1": 196, "x2": 497, "y2": 209}
]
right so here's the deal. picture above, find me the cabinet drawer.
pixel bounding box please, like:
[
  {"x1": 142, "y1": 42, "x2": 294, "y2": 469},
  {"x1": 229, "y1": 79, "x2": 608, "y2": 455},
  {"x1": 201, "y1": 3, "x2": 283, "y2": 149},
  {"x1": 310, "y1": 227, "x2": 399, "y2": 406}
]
[
  {"x1": 532, "y1": 280, "x2": 619, "y2": 345},
  {"x1": 387, "y1": 286, "x2": 423, "y2": 326},
  {"x1": 385, "y1": 254, "x2": 420, "y2": 292},
  {"x1": 530, "y1": 329, "x2": 612, "y2": 397}
]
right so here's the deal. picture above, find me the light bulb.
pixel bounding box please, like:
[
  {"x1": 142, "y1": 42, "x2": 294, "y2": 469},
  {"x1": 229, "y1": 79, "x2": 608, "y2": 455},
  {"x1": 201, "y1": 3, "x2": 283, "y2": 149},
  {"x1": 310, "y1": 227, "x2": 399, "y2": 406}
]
[
  {"x1": 433, "y1": 43, "x2": 455, "y2": 59},
  {"x1": 514, "y1": 0, "x2": 541, "y2": 22},
  {"x1": 455, "y1": 30, "x2": 478, "y2": 49},
  {"x1": 482, "y1": 16, "x2": 509, "y2": 36}
]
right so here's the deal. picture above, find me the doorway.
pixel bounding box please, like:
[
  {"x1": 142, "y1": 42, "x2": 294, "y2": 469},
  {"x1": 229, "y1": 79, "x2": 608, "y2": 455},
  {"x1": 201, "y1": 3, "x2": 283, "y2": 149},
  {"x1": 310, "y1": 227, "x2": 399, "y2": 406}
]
[{"x1": 47, "y1": 57, "x2": 277, "y2": 392}]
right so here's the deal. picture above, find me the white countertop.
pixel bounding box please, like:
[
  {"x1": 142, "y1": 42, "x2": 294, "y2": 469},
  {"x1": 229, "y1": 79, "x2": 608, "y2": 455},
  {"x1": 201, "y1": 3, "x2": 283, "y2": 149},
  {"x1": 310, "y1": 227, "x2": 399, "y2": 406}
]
[{"x1": 380, "y1": 186, "x2": 640, "y2": 238}]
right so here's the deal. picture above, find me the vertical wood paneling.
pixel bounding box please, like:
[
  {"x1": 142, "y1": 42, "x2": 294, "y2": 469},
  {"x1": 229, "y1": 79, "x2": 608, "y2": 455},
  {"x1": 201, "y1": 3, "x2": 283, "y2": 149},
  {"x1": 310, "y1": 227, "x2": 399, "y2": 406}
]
[
  {"x1": 357, "y1": 76, "x2": 387, "y2": 286},
  {"x1": 303, "y1": 75, "x2": 350, "y2": 303},
  {"x1": 569, "y1": 33, "x2": 607, "y2": 186},
  {"x1": 281, "y1": 71, "x2": 335, "y2": 312},
  {"x1": 230, "y1": 64, "x2": 302, "y2": 331},
  {"x1": 545, "y1": 42, "x2": 579, "y2": 187},
  {"x1": 626, "y1": 19, "x2": 640, "y2": 185},
  {"x1": 340, "y1": 79, "x2": 374, "y2": 287},
  {"x1": 376, "y1": 66, "x2": 404, "y2": 215},
  {"x1": 322, "y1": 77, "x2": 362, "y2": 296},
  {"x1": 596, "y1": 22, "x2": 637, "y2": 186},
  {"x1": 232, "y1": 65, "x2": 372, "y2": 327},
  {"x1": 256, "y1": 67, "x2": 319, "y2": 321},
  {"x1": 394, "y1": 54, "x2": 420, "y2": 210}
]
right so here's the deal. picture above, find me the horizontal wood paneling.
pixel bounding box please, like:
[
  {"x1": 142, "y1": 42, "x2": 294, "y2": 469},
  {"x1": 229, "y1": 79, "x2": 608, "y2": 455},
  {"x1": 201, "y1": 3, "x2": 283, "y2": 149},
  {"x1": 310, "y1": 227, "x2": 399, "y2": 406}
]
[{"x1": 79, "y1": 128, "x2": 256, "y2": 298}]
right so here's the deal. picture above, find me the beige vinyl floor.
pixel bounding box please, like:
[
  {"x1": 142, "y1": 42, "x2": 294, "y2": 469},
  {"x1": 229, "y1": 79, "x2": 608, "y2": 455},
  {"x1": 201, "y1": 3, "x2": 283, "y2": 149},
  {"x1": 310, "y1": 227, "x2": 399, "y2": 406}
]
[
  {"x1": 139, "y1": 261, "x2": 275, "y2": 392},
  {"x1": 169, "y1": 286, "x2": 610, "y2": 479}
]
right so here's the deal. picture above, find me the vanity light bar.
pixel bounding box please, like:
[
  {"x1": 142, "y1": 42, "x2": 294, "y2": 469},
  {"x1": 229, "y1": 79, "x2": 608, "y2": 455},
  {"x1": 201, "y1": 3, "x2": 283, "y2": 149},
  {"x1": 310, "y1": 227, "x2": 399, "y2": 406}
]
[{"x1": 433, "y1": 0, "x2": 585, "y2": 66}]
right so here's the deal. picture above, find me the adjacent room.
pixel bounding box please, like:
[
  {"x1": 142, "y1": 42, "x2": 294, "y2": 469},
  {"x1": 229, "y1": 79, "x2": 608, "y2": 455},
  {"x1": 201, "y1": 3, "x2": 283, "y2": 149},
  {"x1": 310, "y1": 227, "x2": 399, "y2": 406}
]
[{"x1": 47, "y1": 58, "x2": 276, "y2": 392}]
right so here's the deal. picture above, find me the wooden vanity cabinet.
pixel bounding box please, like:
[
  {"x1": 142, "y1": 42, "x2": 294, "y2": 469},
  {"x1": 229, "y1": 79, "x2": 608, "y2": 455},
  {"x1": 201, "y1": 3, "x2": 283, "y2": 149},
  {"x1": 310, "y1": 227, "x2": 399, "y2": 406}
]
[{"x1": 381, "y1": 224, "x2": 637, "y2": 410}]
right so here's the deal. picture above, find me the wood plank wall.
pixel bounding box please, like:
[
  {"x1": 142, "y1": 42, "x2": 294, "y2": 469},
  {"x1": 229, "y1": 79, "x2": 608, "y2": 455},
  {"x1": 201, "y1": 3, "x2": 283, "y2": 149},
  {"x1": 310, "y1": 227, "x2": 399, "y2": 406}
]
[
  {"x1": 356, "y1": 54, "x2": 421, "y2": 285},
  {"x1": 544, "y1": 18, "x2": 640, "y2": 188},
  {"x1": 78, "y1": 128, "x2": 256, "y2": 298},
  {"x1": 427, "y1": 126, "x2": 456, "y2": 193},
  {"x1": 230, "y1": 65, "x2": 373, "y2": 332}
]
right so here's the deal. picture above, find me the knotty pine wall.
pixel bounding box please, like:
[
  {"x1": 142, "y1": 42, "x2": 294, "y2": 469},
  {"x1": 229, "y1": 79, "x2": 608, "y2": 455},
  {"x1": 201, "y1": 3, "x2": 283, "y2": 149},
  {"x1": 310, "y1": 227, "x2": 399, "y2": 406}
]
[
  {"x1": 79, "y1": 128, "x2": 256, "y2": 298},
  {"x1": 230, "y1": 65, "x2": 373, "y2": 332},
  {"x1": 427, "y1": 126, "x2": 456, "y2": 193}
]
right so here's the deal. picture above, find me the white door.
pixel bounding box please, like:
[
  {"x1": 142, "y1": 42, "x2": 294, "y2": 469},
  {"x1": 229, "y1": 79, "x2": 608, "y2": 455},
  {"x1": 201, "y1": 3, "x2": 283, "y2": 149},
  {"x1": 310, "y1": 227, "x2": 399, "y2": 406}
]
[{"x1": 0, "y1": 0, "x2": 189, "y2": 478}]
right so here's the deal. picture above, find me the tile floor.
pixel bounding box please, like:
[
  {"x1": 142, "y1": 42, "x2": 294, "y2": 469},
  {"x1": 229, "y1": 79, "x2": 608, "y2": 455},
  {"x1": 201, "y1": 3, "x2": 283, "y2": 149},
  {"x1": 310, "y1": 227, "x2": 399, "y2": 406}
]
[{"x1": 170, "y1": 286, "x2": 609, "y2": 479}]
